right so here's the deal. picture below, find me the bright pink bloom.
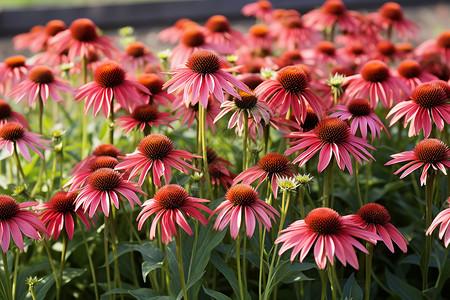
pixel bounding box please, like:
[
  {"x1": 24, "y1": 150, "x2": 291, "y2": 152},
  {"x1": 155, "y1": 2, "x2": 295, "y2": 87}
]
[
  {"x1": 70, "y1": 143, "x2": 121, "y2": 175},
  {"x1": 174, "y1": 96, "x2": 221, "y2": 133},
  {"x1": 372, "y1": 40, "x2": 401, "y2": 63},
  {"x1": 119, "y1": 42, "x2": 158, "y2": 74},
  {"x1": 245, "y1": 24, "x2": 273, "y2": 53},
  {"x1": 137, "y1": 184, "x2": 211, "y2": 243},
  {"x1": 387, "y1": 81, "x2": 450, "y2": 138},
  {"x1": 241, "y1": 0, "x2": 273, "y2": 23},
  {"x1": 0, "y1": 122, "x2": 52, "y2": 162},
  {"x1": 137, "y1": 73, "x2": 176, "y2": 106},
  {"x1": 158, "y1": 18, "x2": 198, "y2": 44},
  {"x1": 164, "y1": 50, "x2": 251, "y2": 109},
  {"x1": 285, "y1": 117, "x2": 376, "y2": 174},
  {"x1": 426, "y1": 197, "x2": 450, "y2": 247},
  {"x1": 0, "y1": 100, "x2": 30, "y2": 129},
  {"x1": 329, "y1": 98, "x2": 390, "y2": 141},
  {"x1": 0, "y1": 56, "x2": 32, "y2": 95},
  {"x1": 8, "y1": 66, "x2": 75, "y2": 107},
  {"x1": 13, "y1": 25, "x2": 45, "y2": 52},
  {"x1": 347, "y1": 203, "x2": 408, "y2": 253},
  {"x1": 395, "y1": 59, "x2": 439, "y2": 91},
  {"x1": 255, "y1": 65, "x2": 325, "y2": 123},
  {"x1": 233, "y1": 152, "x2": 296, "y2": 199},
  {"x1": 303, "y1": 41, "x2": 346, "y2": 70},
  {"x1": 385, "y1": 138, "x2": 450, "y2": 186},
  {"x1": 75, "y1": 168, "x2": 145, "y2": 218},
  {"x1": 275, "y1": 207, "x2": 379, "y2": 269},
  {"x1": 115, "y1": 104, "x2": 175, "y2": 135},
  {"x1": 273, "y1": 15, "x2": 319, "y2": 51},
  {"x1": 74, "y1": 61, "x2": 148, "y2": 117},
  {"x1": 206, "y1": 147, "x2": 235, "y2": 189},
  {"x1": 115, "y1": 134, "x2": 200, "y2": 187},
  {"x1": 204, "y1": 15, "x2": 244, "y2": 54},
  {"x1": 415, "y1": 30, "x2": 450, "y2": 65},
  {"x1": 37, "y1": 191, "x2": 91, "y2": 240},
  {"x1": 210, "y1": 184, "x2": 279, "y2": 239}
]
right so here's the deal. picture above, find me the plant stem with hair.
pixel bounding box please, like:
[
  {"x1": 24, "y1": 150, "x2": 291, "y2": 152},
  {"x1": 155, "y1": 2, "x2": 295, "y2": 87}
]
[
  {"x1": 175, "y1": 233, "x2": 188, "y2": 300},
  {"x1": 57, "y1": 234, "x2": 67, "y2": 300},
  {"x1": 43, "y1": 239, "x2": 60, "y2": 299},
  {"x1": 320, "y1": 269, "x2": 327, "y2": 300},
  {"x1": 327, "y1": 265, "x2": 337, "y2": 300},
  {"x1": 2, "y1": 252, "x2": 12, "y2": 300},
  {"x1": 12, "y1": 250, "x2": 19, "y2": 300},
  {"x1": 12, "y1": 144, "x2": 26, "y2": 184},
  {"x1": 365, "y1": 242, "x2": 374, "y2": 300},
  {"x1": 103, "y1": 216, "x2": 112, "y2": 300},
  {"x1": 236, "y1": 230, "x2": 244, "y2": 300},
  {"x1": 77, "y1": 218, "x2": 99, "y2": 300},
  {"x1": 110, "y1": 207, "x2": 123, "y2": 299},
  {"x1": 323, "y1": 163, "x2": 334, "y2": 208}
]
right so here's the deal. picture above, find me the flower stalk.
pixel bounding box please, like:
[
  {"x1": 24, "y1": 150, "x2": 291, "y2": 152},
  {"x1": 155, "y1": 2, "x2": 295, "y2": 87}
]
[{"x1": 175, "y1": 233, "x2": 188, "y2": 300}]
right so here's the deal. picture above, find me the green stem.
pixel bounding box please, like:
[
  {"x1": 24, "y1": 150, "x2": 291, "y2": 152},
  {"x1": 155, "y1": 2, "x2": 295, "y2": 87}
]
[
  {"x1": 110, "y1": 207, "x2": 123, "y2": 297},
  {"x1": 354, "y1": 160, "x2": 363, "y2": 208},
  {"x1": 433, "y1": 246, "x2": 449, "y2": 299},
  {"x1": 38, "y1": 96, "x2": 44, "y2": 135},
  {"x1": 365, "y1": 243, "x2": 374, "y2": 300},
  {"x1": 199, "y1": 105, "x2": 212, "y2": 197},
  {"x1": 29, "y1": 286, "x2": 36, "y2": 300},
  {"x1": 2, "y1": 252, "x2": 12, "y2": 300},
  {"x1": 320, "y1": 269, "x2": 327, "y2": 300},
  {"x1": 119, "y1": 202, "x2": 142, "y2": 244},
  {"x1": 12, "y1": 250, "x2": 19, "y2": 300},
  {"x1": 81, "y1": 56, "x2": 89, "y2": 159},
  {"x1": 242, "y1": 112, "x2": 249, "y2": 171},
  {"x1": 323, "y1": 164, "x2": 334, "y2": 208},
  {"x1": 422, "y1": 172, "x2": 436, "y2": 290},
  {"x1": 175, "y1": 233, "x2": 188, "y2": 300},
  {"x1": 103, "y1": 216, "x2": 112, "y2": 299},
  {"x1": 327, "y1": 265, "x2": 337, "y2": 300},
  {"x1": 57, "y1": 234, "x2": 67, "y2": 300},
  {"x1": 258, "y1": 227, "x2": 266, "y2": 300},
  {"x1": 109, "y1": 101, "x2": 115, "y2": 145},
  {"x1": 77, "y1": 218, "x2": 99, "y2": 300},
  {"x1": 12, "y1": 144, "x2": 26, "y2": 184},
  {"x1": 364, "y1": 162, "x2": 372, "y2": 204},
  {"x1": 242, "y1": 227, "x2": 248, "y2": 290},
  {"x1": 236, "y1": 231, "x2": 244, "y2": 300},
  {"x1": 43, "y1": 239, "x2": 60, "y2": 298},
  {"x1": 263, "y1": 125, "x2": 270, "y2": 155},
  {"x1": 298, "y1": 186, "x2": 305, "y2": 219}
]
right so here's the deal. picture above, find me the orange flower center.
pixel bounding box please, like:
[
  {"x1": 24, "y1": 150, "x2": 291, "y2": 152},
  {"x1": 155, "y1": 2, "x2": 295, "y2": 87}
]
[
  {"x1": 397, "y1": 59, "x2": 421, "y2": 78},
  {"x1": 226, "y1": 184, "x2": 259, "y2": 206},
  {"x1": 235, "y1": 91, "x2": 258, "y2": 110},
  {"x1": 322, "y1": 0, "x2": 346, "y2": 15},
  {"x1": 0, "y1": 100, "x2": 12, "y2": 119},
  {"x1": 206, "y1": 15, "x2": 230, "y2": 33},
  {"x1": 138, "y1": 134, "x2": 174, "y2": 160},
  {"x1": 437, "y1": 30, "x2": 450, "y2": 49},
  {"x1": 377, "y1": 40, "x2": 396, "y2": 57},
  {"x1": 70, "y1": 18, "x2": 98, "y2": 42},
  {"x1": 181, "y1": 28, "x2": 205, "y2": 47},
  {"x1": 88, "y1": 168, "x2": 122, "y2": 191},
  {"x1": 186, "y1": 50, "x2": 221, "y2": 74},
  {"x1": 284, "y1": 17, "x2": 303, "y2": 29},
  {"x1": 45, "y1": 19, "x2": 66, "y2": 37},
  {"x1": 92, "y1": 143, "x2": 121, "y2": 157},
  {"x1": 132, "y1": 105, "x2": 159, "y2": 123},
  {"x1": 154, "y1": 184, "x2": 189, "y2": 209},
  {"x1": 250, "y1": 24, "x2": 269, "y2": 38},
  {"x1": 126, "y1": 42, "x2": 147, "y2": 58},
  {"x1": 358, "y1": 203, "x2": 391, "y2": 225},
  {"x1": 314, "y1": 117, "x2": 350, "y2": 144},
  {"x1": 396, "y1": 42, "x2": 413, "y2": 53},
  {"x1": 411, "y1": 82, "x2": 447, "y2": 108},
  {"x1": 360, "y1": 60, "x2": 390, "y2": 83},
  {"x1": 317, "y1": 41, "x2": 336, "y2": 56},
  {"x1": 137, "y1": 73, "x2": 164, "y2": 95},
  {"x1": 347, "y1": 98, "x2": 372, "y2": 116},
  {"x1": 277, "y1": 66, "x2": 310, "y2": 93},
  {"x1": 89, "y1": 156, "x2": 119, "y2": 172},
  {"x1": 94, "y1": 62, "x2": 126, "y2": 88},
  {"x1": 413, "y1": 138, "x2": 449, "y2": 164},
  {"x1": 349, "y1": 43, "x2": 365, "y2": 55},
  {"x1": 29, "y1": 66, "x2": 54, "y2": 84},
  {"x1": 305, "y1": 207, "x2": 342, "y2": 235},
  {"x1": 174, "y1": 18, "x2": 195, "y2": 29},
  {"x1": 5, "y1": 55, "x2": 26, "y2": 69},
  {"x1": 49, "y1": 191, "x2": 76, "y2": 214},
  {"x1": 0, "y1": 195, "x2": 19, "y2": 221},
  {"x1": 0, "y1": 122, "x2": 25, "y2": 141},
  {"x1": 380, "y1": 2, "x2": 403, "y2": 21},
  {"x1": 258, "y1": 152, "x2": 290, "y2": 174},
  {"x1": 258, "y1": 0, "x2": 272, "y2": 10}
]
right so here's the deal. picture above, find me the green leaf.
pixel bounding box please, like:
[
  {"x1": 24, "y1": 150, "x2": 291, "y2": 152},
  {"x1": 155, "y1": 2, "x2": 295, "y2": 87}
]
[
  {"x1": 265, "y1": 260, "x2": 314, "y2": 297},
  {"x1": 203, "y1": 286, "x2": 232, "y2": 300},
  {"x1": 385, "y1": 269, "x2": 423, "y2": 300},
  {"x1": 129, "y1": 288, "x2": 175, "y2": 300},
  {"x1": 210, "y1": 252, "x2": 239, "y2": 296},
  {"x1": 34, "y1": 268, "x2": 85, "y2": 300},
  {"x1": 342, "y1": 273, "x2": 363, "y2": 300},
  {"x1": 136, "y1": 244, "x2": 165, "y2": 281}
]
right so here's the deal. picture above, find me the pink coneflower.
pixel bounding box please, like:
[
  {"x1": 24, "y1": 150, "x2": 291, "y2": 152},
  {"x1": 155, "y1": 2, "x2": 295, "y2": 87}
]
[
  {"x1": 209, "y1": 163, "x2": 236, "y2": 189},
  {"x1": 119, "y1": 42, "x2": 158, "y2": 74},
  {"x1": 303, "y1": 0, "x2": 360, "y2": 33},
  {"x1": 49, "y1": 18, "x2": 117, "y2": 60},
  {"x1": 204, "y1": 15, "x2": 244, "y2": 55},
  {"x1": 242, "y1": 0, "x2": 273, "y2": 23},
  {"x1": 70, "y1": 143, "x2": 121, "y2": 175},
  {"x1": 255, "y1": 65, "x2": 325, "y2": 123},
  {"x1": 174, "y1": 96, "x2": 221, "y2": 132},
  {"x1": 37, "y1": 191, "x2": 91, "y2": 240},
  {"x1": 115, "y1": 134, "x2": 200, "y2": 187},
  {"x1": 274, "y1": 15, "x2": 319, "y2": 51},
  {"x1": 347, "y1": 203, "x2": 408, "y2": 253},
  {"x1": 395, "y1": 59, "x2": 438, "y2": 91},
  {"x1": 8, "y1": 65, "x2": 75, "y2": 107},
  {"x1": 137, "y1": 184, "x2": 211, "y2": 243},
  {"x1": 233, "y1": 152, "x2": 296, "y2": 199},
  {"x1": 74, "y1": 61, "x2": 148, "y2": 117},
  {"x1": 115, "y1": 104, "x2": 175, "y2": 135},
  {"x1": 372, "y1": 40, "x2": 400, "y2": 63},
  {"x1": 303, "y1": 41, "x2": 346, "y2": 69},
  {"x1": 415, "y1": 30, "x2": 450, "y2": 65},
  {"x1": 285, "y1": 117, "x2": 375, "y2": 174},
  {"x1": 0, "y1": 55, "x2": 32, "y2": 95},
  {"x1": 210, "y1": 184, "x2": 279, "y2": 238},
  {"x1": 385, "y1": 138, "x2": 450, "y2": 186},
  {"x1": 337, "y1": 42, "x2": 370, "y2": 67},
  {"x1": 158, "y1": 18, "x2": 198, "y2": 44},
  {"x1": 75, "y1": 168, "x2": 145, "y2": 218},
  {"x1": 164, "y1": 50, "x2": 251, "y2": 108},
  {"x1": 0, "y1": 100, "x2": 30, "y2": 129},
  {"x1": 245, "y1": 24, "x2": 273, "y2": 54},
  {"x1": 137, "y1": 73, "x2": 175, "y2": 106},
  {"x1": 0, "y1": 122, "x2": 52, "y2": 162},
  {"x1": 396, "y1": 42, "x2": 414, "y2": 59},
  {"x1": 370, "y1": 2, "x2": 419, "y2": 40},
  {"x1": 329, "y1": 98, "x2": 390, "y2": 141},
  {"x1": 387, "y1": 81, "x2": 450, "y2": 138},
  {"x1": 13, "y1": 25, "x2": 45, "y2": 52},
  {"x1": 0, "y1": 195, "x2": 47, "y2": 253},
  {"x1": 426, "y1": 197, "x2": 450, "y2": 247},
  {"x1": 275, "y1": 50, "x2": 304, "y2": 69},
  {"x1": 343, "y1": 60, "x2": 410, "y2": 109},
  {"x1": 275, "y1": 207, "x2": 379, "y2": 269}
]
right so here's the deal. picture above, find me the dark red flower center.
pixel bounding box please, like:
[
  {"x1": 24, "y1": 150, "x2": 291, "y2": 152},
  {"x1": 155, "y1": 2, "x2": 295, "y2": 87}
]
[
  {"x1": 300, "y1": 106, "x2": 319, "y2": 132},
  {"x1": 235, "y1": 91, "x2": 258, "y2": 110},
  {"x1": 433, "y1": 81, "x2": 450, "y2": 99},
  {"x1": 0, "y1": 100, "x2": 12, "y2": 119},
  {"x1": 226, "y1": 184, "x2": 258, "y2": 206},
  {"x1": 0, "y1": 122, "x2": 25, "y2": 141},
  {"x1": 414, "y1": 139, "x2": 450, "y2": 164},
  {"x1": 89, "y1": 156, "x2": 119, "y2": 171},
  {"x1": 397, "y1": 59, "x2": 421, "y2": 78},
  {"x1": 358, "y1": 203, "x2": 391, "y2": 225},
  {"x1": 250, "y1": 24, "x2": 269, "y2": 38},
  {"x1": 181, "y1": 28, "x2": 205, "y2": 47},
  {"x1": 70, "y1": 18, "x2": 98, "y2": 42},
  {"x1": 285, "y1": 17, "x2": 303, "y2": 29},
  {"x1": 380, "y1": 2, "x2": 404, "y2": 21},
  {"x1": 45, "y1": 20, "x2": 67, "y2": 37},
  {"x1": 126, "y1": 42, "x2": 147, "y2": 58},
  {"x1": 88, "y1": 168, "x2": 122, "y2": 191},
  {"x1": 92, "y1": 143, "x2": 121, "y2": 158},
  {"x1": 361, "y1": 60, "x2": 390, "y2": 83},
  {"x1": 132, "y1": 105, "x2": 159, "y2": 123},
  {"x1": 347, "y1": 98, "x2": 372, "y2": 116},
  {"x1": 5, "y1": 55, "x2": 26, "y2": 69},
  {"x1": 258, "y1": 152, "x2": 290, "y2": 174},
  {"x1": 322, "y1": 0, "x2": 346, "y2": 15},
  {"x1": 137, "y1": 73, "x2": 164, "y2": 95},
  {"x1": 0, "y1": 195, "x2": 19, "y2": 221},
  {"x1": 437, "y1": 30, "x2": 450, "y2": 49},
  {"x1": 206, "y1": 15, "x2": 230, "y2": 33},
  {"x1": 94, "y1": 62, "x2": 126, "y2": 88},
  {"x1": 377, "y1": 41, "x2": 396, "y2": 57},
  {"x1": 314, "y1": 117, "x2": 350, "y2": 144},
  {"x1": 411, "y1": 82, "x2": 447, "y2": 108},
  {"x1": 154, "y1": 184, "x2": 189, "y2": 209},
  {"x1": 317, "y1": 41, "x2": 336, "y2": 56},
  {"x1": 49, "y1": 191, "x2": 76, "y2": 214},
  {"x1": 29, "y1": 66, "x2": 54, "y2": 84},
  {"x1": 186, "y1": 50, "x2": 221, "y2": 75},
  {"x1": 86, "y1": 49, "x2": 100, "y2": 63},
  {"x1": 305, "y1": 207, "x2": 342, "y2": 235},
  {"x1": 277, "y1": 66, "x2": 309, "y2": 93},
  {"x1": 349, "y1": 43, "x2": 365, "y2": 56},
  {"x1": 138, "y1": 134, "x2": 174, "y2": 160}
]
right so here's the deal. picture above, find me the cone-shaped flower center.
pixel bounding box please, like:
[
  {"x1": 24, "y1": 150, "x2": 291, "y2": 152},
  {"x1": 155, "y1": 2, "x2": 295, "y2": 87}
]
[
  {"x1": 285, "y1": 17, "x2": 303, "y2": 29},
  {"x1": 380, "y1": 2, "x2": 403, "y2": 21},
  {"x1": 88, "y1": 168, "x2": 122, "y2": 191},
  {"x1": 250, "y1": 24, "x2": 269, "y2": 38},
  {"x1": 138, "y1": 134, "x2": 174, "y2": 160},
  {"x1": 0, "y1": 195, "x2": 19, "y2": 221},
  {"x1": 45, "y1": 20, "x2": 66, "y2": 37},
  {"x1": 0, "y1": 122, "x2": 25, "y2": 141},
  {"x1": 301, "y1": 106, "x2": 319, "y2": 132},
  {"x1": 30, "y1": 25, "x2": 44, "y2": 33},
  {"x1": 434, "y1": 81, "x2": 450, "y2": 98},
  {"x1": 258, "y1": 152, "x2": 290, "y2": 174},
  {"x1": 86, "y1": 49, "x2": 100, "y2": 63},
  {"x1": 94, "y1": 62, "x2": 126, "y2": 88},
  {"x1": 126, "y1": 42, "x2": 147, "y2": 58},
  {"x1": 396, "y1": 42, "x2": 413, "y2": 54},
  {"x1": 277, "y1": 66, "x2": 309, "y2": 93},
  {"x1": 361, "y1": 60, "x2": 390, "y2": 83},
  {"x1": 257, "y1": 0, "x2": 272, "y2": 10},
  {"x1": 49, "y1": 191, "x2": 76, "y2": 214},
  {"x1": 92, "y1": 144, "x2": 121, "y2": 158},
  {"x1": 206, "y1": 15, "x2": 230, "y2": 33},
  {"x1": 154, "y1": 184, "x2": 189, "y2": 209},
  {"x1": 322, "y1": 0, "x2": 346, "y2": 15},
  {"x1": 138, "y1": 73, "x2": 164, "y2": 95},
  {"x1": 305, "y1": 207, "x2": 342, "y2": 235},
  {"x1": 314, "y1": 117, "x2": 350, "y2": 144},
  {"x1": 377, "y1": 41, "x2": 396, "y2": 56},
  {"x1": 226, "y1": 184, "x2": 259, "y2": 206},
  {"x1": 186, "y1": 50, "x2": 221, "y2": 75},
  {"x1": 437, "y1": 30, "x2": 450, "y2": 49},
  {"x1": 347, "y1": 98, "x2": 372, "y2": 116},
  {"x1": 414, "y1": 139, "x2": 450, "y2": 164},
  {"x1": 29, "y1": 66, "x2": 54, "y2": 84},
  {"x1": 206, "y1": 147, "x2": 218, "y2": 164},
  {"x1": 350, "y1": 43, "x2": 365, "y2": 56},
  {"x1": 0, "y1": 100, "x2": 12, "y2": 119},
  {"x1": 330, "y1": 66, "x2": 354, "y2": 77},
  {"x1": 397, "y1": 59, "x2": 421, "y2": 78},
  {"x1": 5, "y1": 55, "x2": 26, "y2": 69},
  {"x1": 411, "y1": 82, "x2": 447, "y2": 108},
  {"x1": 70, "y1": 18, "x2": 98, "y2": 42},
  {"x1": 235, "y1": 91, "x2": 258, "y2": 110},
  {"x1": 89, "y1": 156, "x2": 119, "y2": 172},
  {"x1": 175, "y1": 18, "x2": 193, "y2": 29},
  {"x1": 317, "y1": 41, "x2": 336, "y2": 56},
  {"x1": 358, "y1": 203, "x2": 391, "y2": 225},
  {"x1": 132, "y1": 105, "x2": 159, "y2": 123},
  {"x1": 181, "y1": 28, "x2": 205, "y2": 47}
]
